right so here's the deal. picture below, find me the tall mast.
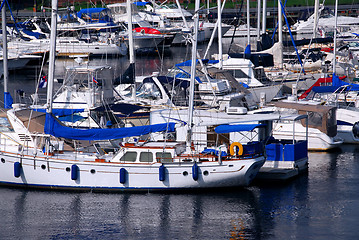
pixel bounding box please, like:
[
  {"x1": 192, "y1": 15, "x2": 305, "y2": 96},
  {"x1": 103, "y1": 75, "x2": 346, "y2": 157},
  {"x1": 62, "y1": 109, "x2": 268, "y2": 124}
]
[
  {"x1": 186, "y1": 0, "x2": 200, "y2": 152},
  {"x1": 313, "y1": 0, "x2": 320, "y2": 38},
  {"x1": 217, "y1": 0, "x2": 223, "y2": 69},
  {"x1": 127, "y1": 0, "x2": 136, "y2": 99},
  {"x1": 333, "y1": 0, "x2": 338, "y2": 75},
  {"x1": 46, "y1": 0, "x2": 58, "y2": 113},
  {"x1": 2, "y1": 0, "x2": 10, "y2": 108},
  {"x1": 262, "y1": 0, "x2": 267, "y2": 34},
  {"x1": 246, "y1": 0, "x2": 250, "y2": 46},
  {"x1": 277, "y1": 0, "x2": 283, "y2": 68},
  {"x1": 256, "y1": 0, "x2": 261, "y2": 41}
]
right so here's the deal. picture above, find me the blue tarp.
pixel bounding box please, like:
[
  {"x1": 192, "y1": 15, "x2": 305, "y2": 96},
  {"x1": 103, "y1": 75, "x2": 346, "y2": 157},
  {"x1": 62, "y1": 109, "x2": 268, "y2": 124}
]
[
  {"x1": 202, "y1": 148, "x2": 227, "y2": 157},
  {"x1": 215, "y1": 124, "x2": 265, "y2": 134},
  {"x1": 4, "y1": 92, "x2": 13, "y2": 109},
  {"x1": 312, "y1": 74, "x2": 359, "y2": 93},
  {"x1": 93, "y1": 103, "x2": 147, "y2": 115},
  {"x1": 33, "y1": 108, "x2": 85, "y2": 117},
  {"x1": 311, "y1": 86, "x2": 340, "y2": 93},
  {"x1": 77, "y1": 8, "x2": 107, "y2": 17},
  {"x1": 44, "y1": 113, "x2": 176, "y2": 141},
  {"x1": 133, "y1": 2, "x2": 149, "y2": 6},
  {"x1": 175, "y1": 59, "x2": 219, "y2": 67}
]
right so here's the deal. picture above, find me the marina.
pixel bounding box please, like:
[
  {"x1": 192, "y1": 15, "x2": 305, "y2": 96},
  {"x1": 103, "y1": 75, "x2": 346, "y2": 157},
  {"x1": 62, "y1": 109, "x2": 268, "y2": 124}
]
[{"x1": 1, "y1": 0, "x2": 359, "y2": 238}]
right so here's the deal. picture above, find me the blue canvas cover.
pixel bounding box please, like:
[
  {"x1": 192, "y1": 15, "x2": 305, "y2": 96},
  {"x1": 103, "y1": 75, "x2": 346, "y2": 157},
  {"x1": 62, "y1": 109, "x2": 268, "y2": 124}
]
[
  {"x1": 312, "y1": 73, "x2": 359, "y2": 93},
  {"x1": 4, "y1": 92, "x2": 13, "y2": 109},
  {"x1": 44, "y1": 113, "x2": 175, "y2": 140},
  {"x1": 33, "y1": 108, "x2": 84, "y2": 117},
  {"x1": 215, "y1": 124, "x2": 265, "y2": 134},
  {"x1": 133, "y1": 2, "x2": 150, "y2": 6}
]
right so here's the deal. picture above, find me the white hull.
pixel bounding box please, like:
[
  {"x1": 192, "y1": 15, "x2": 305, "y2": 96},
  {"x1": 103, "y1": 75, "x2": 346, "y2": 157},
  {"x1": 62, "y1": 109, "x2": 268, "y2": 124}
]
[
  {"x1": 8, "y1": 39, "x2": 127, "y2": 57},
  {"x1": 0, "y1": 149, "x2": 264, "y2": 191},
  {"x1": 336, "y1": 108, "x2": 359, "y2": 144},
  {"x1": 272, "y1": 122, "x2": 342, "y2": 151}
]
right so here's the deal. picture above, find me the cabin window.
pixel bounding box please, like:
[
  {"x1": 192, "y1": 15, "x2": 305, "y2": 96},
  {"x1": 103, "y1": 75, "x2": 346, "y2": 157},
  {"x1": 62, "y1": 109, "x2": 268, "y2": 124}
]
[
  {"x1": 307, "y1": 111, "x2": 323, "y2": 127},
  {"x1": 137, "y1": 82, "x2": 161, "y2": 100},
  {"x1": 139, "y1": 152, "x2": 153, "y2": 162},
  {"x1": 232, "y1": 69, "x2": 249, "y2": 79},
  {"x1": 120, "y1": 151, "x2": 137, "y2": 162},
  {"x1": 0, "y1": 117, "x2": 14, "y2": 132},
  {"x1": 156, "y1": 152, "x2": 173, "y2": 163}
]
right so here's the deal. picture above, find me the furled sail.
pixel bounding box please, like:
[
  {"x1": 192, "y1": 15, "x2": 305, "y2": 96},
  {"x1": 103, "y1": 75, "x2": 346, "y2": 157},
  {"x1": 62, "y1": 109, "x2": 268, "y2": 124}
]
[{"x1": 44, "y1": 113, "x2": 175, "y2": 140}]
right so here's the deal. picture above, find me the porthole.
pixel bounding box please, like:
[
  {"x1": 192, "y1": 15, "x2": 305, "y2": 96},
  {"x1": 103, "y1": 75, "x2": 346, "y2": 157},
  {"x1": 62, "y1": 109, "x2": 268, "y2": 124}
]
[
  {"x1": 1, "y1": 158, "x2": 5, "y2": 163},
  {"x1": 41, "y1": 164, "x2": 46, "y2": 170},
  {"x1": 90, "y1": 169, "x2": 96, "y2": 174},
  {"x1": 183, "y1": 171, "x2": 188, "y2": 176},
  {"x1": 203, "y1": 170, "x2": 209, "y2": 176},
  {"x1": 66, "y1": 167, "x2": 71, "y2": 172}
]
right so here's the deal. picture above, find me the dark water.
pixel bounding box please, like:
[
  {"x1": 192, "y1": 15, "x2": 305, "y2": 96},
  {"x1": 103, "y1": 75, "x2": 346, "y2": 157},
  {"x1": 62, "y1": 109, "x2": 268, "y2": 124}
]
[
  {"x1": 1, "y1": 44, "x2": 359, "y2": 239},
  {"x1": 1, "y1": 146, "x2": 359, "y2": 239}
]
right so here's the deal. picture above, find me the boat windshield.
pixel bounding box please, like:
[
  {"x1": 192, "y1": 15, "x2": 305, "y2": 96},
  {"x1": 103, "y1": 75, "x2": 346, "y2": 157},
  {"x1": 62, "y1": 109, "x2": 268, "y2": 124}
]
[{"x1": 137, "y1": 82, "x2": 162, "y2": 100}]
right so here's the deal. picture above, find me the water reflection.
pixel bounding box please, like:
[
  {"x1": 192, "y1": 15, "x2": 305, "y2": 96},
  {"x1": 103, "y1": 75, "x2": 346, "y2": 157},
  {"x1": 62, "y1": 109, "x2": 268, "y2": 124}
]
[{"x1": 0, "y1": 188, "x2": 268, "y2": 239}]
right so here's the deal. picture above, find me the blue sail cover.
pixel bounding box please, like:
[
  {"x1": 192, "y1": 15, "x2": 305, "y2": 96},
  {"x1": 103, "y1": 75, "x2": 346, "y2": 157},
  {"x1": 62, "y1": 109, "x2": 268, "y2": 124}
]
[
  {"x1": 33, "y1": 108, "x2": 84, "y2": 117},
  {"x1": 4, "y1": 92, "x2": 13, "y2": 109},
  {"x1": 44, "y1": 113, "x2": 175, "y2": 141},
  {"x1": 133, "y1": 2, "x2": 149, "y2": 6},
  {"x1": 215, "y1": 124, "x2": 265, "y2": 134}
]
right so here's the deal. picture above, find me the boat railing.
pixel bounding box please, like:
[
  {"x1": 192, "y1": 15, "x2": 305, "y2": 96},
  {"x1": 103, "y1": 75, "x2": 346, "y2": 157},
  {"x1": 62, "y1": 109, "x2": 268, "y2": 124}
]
[{"x1": 265, "y1": 140, "x2": 308, "y2": 162}]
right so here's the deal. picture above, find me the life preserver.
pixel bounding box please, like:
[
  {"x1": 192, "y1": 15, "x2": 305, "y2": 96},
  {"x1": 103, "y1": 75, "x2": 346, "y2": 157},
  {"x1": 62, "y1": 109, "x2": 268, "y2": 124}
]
[{"x1": 229, "y1": 142, "x2": 243, "y2": 156}]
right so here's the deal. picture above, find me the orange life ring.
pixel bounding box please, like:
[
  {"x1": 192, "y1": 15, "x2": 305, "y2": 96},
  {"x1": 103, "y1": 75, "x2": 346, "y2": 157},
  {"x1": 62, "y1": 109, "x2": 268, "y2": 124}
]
[{"x1": 229, "y1": 142, "x2": 243, "y2": 156}]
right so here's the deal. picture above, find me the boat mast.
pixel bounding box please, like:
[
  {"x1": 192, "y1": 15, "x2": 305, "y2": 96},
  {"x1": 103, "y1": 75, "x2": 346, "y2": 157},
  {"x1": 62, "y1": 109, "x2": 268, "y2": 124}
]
[
  {"x1": 262, "y1": 0, "x2": 267, "y2": 34},
  {"x1": 246, "y1": 0, "x2": 250, "y2": 46},
  {"x1": 277, "y1": 0, "x2": 283, "y2": 69},
  {"x1": 313, "y1": 0, "x2": 320, "y2": 38},
  {"x1": 332, "y1": 0, "x2": 338, "y2": 75},
  {"x1": 256, "y1": 0, "x2": 261, "y2": 42},
  {"x1": 217, "y1": 0, "x2": 223, "y2": 69},
  {"x1": 46, "y1": 0, "x2": 58, "y2": 113},
  {"x1": 1, "y1": 0, "x2": 10, "y2": 108},
  {"x1": 186, "y1": 0, "x2": 200, "y2": 152},
  {"x1": 127, "y1": 0, "x2": 136, "y2": 100}
]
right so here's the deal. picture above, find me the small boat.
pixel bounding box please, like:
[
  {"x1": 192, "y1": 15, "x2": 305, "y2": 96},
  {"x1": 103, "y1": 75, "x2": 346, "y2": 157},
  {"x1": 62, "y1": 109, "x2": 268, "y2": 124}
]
[
  {"x1": 265, "y1": 101, "x2": 343, "y2": 151},
  {"x1": 8, "y1": 37, "x2": 128, "y2": 57}
]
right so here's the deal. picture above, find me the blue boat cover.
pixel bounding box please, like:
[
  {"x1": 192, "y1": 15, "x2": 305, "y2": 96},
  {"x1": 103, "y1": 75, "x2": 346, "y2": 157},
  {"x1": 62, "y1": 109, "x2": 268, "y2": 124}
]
[
  {"x1": 77, "y1": 8, "x2": 107, "y2": 17},
  {"x1": 93, "y1": 103, "x2": 147, "y2": 115},
  {"x1": 44, "y1": 113, "x2": 175, "y2": 140},
  {"x1": 4, "y1": 92, "x2": 13, "y2": 109},
  {"x1": 312, "y1": 73, "x2": 359, "y2": 93},
  {"x1": 133, "y1": 2, "x2": 149, "y2": 6},
  {"x1": 202, "y1": 148, "x2": 227, "y2": 157},
  {"x1": 175, "y1": 59, "x2": 219, "y2": 67},
  {"x1": 311, "y1": 86, "x2": 340, "y2": 93},
  {"x1": 244, "y1": 44, "x2": 251, "y2": 55},
  {"x1": 33, "y1": 108, "x2": 84, "y2": 116},
  {"x1": 215, "y1": 124, "x2": 265, "y2": 134}
]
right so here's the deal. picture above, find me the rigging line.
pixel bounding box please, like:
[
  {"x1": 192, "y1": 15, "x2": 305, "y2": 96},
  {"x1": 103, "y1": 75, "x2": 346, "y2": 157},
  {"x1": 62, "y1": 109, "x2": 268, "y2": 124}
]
[
  {"x1": 295, "y1": 0, "x2": 327, "y2": 91},
  {"x1": 228, "y1": 0, "x2": 244, "y2": 54},
  {"x1": 271, "y1": 0, "x2": 288, "y2": 40},
  {"x1": 161, "y1": 75, "x2": 178, "y2": 155}
]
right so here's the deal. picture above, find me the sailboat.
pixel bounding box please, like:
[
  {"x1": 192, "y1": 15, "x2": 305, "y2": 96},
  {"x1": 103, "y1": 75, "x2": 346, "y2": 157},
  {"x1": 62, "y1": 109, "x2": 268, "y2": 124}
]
[{"x1": 0, "y1": 0, "x2": 269, "y2": 191}]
